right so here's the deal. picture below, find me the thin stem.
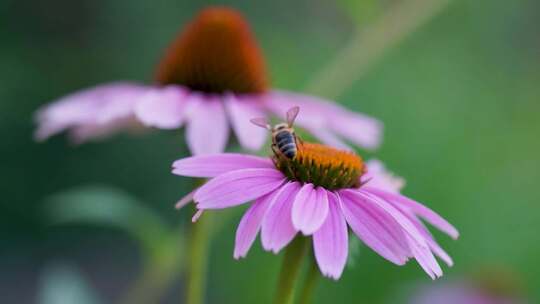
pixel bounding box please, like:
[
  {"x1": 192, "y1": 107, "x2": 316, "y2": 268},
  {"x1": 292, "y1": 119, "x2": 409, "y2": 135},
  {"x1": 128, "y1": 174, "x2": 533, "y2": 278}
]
[
  {"x1": 273, "y1": 237, "x2": 310, "y2": 304},
  {"x1": 117, "y1": 232, "x2": 184, "y2": 304},
  {"x1": 298, "y1": 258, "x2": 320, "y2": 304},
  {"x1": 304, "y1": 0, "x2": 452, "y2": 99},
  {"x1": 186, "y1": 212, "x2": 212, "y2": 304}
]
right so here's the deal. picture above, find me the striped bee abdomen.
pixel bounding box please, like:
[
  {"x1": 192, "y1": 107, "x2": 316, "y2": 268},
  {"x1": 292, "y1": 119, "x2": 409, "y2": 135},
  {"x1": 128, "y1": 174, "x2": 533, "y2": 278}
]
[{"x1": 275, "y1": 130, "x2": 297, "y2": 159}]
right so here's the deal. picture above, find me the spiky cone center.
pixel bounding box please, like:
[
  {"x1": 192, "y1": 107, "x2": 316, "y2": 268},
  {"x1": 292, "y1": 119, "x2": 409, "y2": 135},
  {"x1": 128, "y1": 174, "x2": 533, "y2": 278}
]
[
  {"x1": 155, "y1": 6, "x2": 268, "y2": 94},
  {"x1": 274, "y1": 142, "x2": 366, "y2": 190}
]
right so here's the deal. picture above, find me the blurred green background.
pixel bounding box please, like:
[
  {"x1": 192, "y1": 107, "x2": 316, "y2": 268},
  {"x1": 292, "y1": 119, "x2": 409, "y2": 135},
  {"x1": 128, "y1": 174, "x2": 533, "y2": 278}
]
[{"x1": 1, "y1": 0, "x2": 539, "y2": 303}]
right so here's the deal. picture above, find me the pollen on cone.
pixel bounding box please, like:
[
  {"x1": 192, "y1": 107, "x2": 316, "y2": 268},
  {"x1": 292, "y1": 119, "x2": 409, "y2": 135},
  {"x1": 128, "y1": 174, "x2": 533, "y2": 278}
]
[
  {"x1": 275, "y1": 141, "x2": 366, "y2": 190},
  {"x1": 155, "y1": 6, "x2": 268, "y2": 94}
]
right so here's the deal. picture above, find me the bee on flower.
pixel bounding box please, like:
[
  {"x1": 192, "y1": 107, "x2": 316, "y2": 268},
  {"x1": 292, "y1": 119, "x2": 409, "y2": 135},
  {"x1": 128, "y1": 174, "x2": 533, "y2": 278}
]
[
  {"x1": 34, "y1": 6, "x2": 382, "y2": 155},
  {"x1": 173, "y1": 107, "x2": 458, "y2": 280},
  {"x1": 250, "y1": 106, "x2": 301, "y2": 160}
]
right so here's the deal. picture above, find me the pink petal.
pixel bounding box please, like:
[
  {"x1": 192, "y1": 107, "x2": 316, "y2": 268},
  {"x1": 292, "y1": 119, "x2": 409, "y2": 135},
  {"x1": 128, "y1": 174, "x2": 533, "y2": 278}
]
[
  {"x1": 426, "y1": 237, "x2": 454, "y2": 267},
  {"x1": 291, "y1": 184, "x2": 329, "y2": 235},
  {"x1": 101, "y1": 86, "x2": 150, "y2": 121},
  {"x1": 355, "y1": 190, "x2": 429, "y2": 249},
  {"x1": 134, "y1": 85, "x2": 188, "y2": 129},
  {"x1": 225, "y1": 94, "x2": 268, "y2": 151},
  {"x1": 329, "y1": 111, "x2": 383, "y2": 151},
  {"x1": 69, "y1": 121, "x2": 130, "y2": 144},
  {"x1": 186, "y1": 97, "x2": 229, "y2": 155},
  {"x1": 393, "y1": 204, "x2": 454, "y2": 267},
  {"x1": 265, "y1": 90, "x2": 383, "y2": 150},
  {"x1": 302, "y1": 126, "x2": 350, "y2": 150},
  {"x1": 362, "y1": 159, "x2": 405, "y2": 193},
  {"x1": 313, "y1": 192, "x2": 348, "y2": 280},
  {"x1": 406, "y1": 233, "x2": 443, "y2": 279},
  {"x1": 192, "y1": 209, "x2": 204, "y2": 222},
  {"x1": 261, "y1": 182, "x2": 301, "y2": 253},
  {"x1": 172, "y1": 153, "x2": 273, "y2": 178},
  {"x1": 35, "y1": 120, "x2": 71, "y2": 142},
  {"x1": 364, "y1": 187, "x2": 459, "y2": 239},
  {"x1": 339, "y1": 191, "x2": 408, "y2": 265},
  {"x1": 35, "y1": 82, "x2": 146, "y2": 142},
  {"x1": 234, "y1": 194, "x2": 274, "y2": 259},
  {"x1": 175, "y1": 187, "x2": 198, "y2": 209},
  {"x1": 194, "y1": 168, "x2": 285, "y2": 209},
  {"x1": 358, "y1": 190, "x2": 443, "y2": 278}
]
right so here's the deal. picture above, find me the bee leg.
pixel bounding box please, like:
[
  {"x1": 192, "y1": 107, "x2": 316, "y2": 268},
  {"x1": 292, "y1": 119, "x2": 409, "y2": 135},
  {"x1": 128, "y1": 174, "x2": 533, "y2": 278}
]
[
  {"x1": 271, "y1": 144, "x2": 283, "y2": 165},
  {"x1": 271, "y1": 144, "x2": 281, "y2": 158},
  {"x1": 272, "y1": 144, "x2": 297, "y2": 179},
  {"x1": 294, "y1": 134, "x2": 303, "y2": 147}
]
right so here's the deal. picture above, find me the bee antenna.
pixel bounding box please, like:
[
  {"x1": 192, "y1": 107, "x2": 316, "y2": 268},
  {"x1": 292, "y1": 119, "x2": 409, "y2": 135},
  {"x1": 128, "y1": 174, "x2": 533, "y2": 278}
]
[
  {"x1": 286, "y1": 106, "x2": 300, "y2": 127},
  {"x1": 250, "y1": 117, "x2": 272, "y2": 130}
]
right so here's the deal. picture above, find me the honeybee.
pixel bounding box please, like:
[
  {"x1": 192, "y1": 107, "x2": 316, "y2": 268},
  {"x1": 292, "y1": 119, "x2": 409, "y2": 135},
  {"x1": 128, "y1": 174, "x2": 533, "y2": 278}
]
[{"x1": 251, "y1": 106, "x2": 300, "y2": 159}]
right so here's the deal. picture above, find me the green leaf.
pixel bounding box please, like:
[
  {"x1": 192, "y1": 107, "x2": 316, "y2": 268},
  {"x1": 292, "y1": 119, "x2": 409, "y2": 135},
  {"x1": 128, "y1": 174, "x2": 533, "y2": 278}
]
[{"x1": 44, "y1": 185, "x2": 171, "y2": 253}]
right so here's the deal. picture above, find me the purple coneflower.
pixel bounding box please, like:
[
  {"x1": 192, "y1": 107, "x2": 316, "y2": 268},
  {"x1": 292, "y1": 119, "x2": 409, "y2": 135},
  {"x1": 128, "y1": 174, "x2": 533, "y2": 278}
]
[
  {"x1": 34, "y1": 7, "x2": 381, "y2": 154},
  {"x1": 410, "y1": 278, "x2": 528, "y2": 304},
  {"x1": 172, "y1": 113, "x2": 458, "y2": 279}
]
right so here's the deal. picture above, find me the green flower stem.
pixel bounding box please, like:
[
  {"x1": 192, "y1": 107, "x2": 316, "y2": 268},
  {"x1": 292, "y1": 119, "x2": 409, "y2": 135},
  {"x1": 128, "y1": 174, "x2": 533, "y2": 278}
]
[
  {"x1": 117, "y1": 233, "x2": 183, "y2": 304},
  {"x1": 273, "y1": 237, "x2": 310, "y2": 304},
  {"x1": 186, "y1": 212, "x2": 212, "y2": 304},
  {"x1": 298, "y1": 257, "x2": 320, "y2": 304},
  {"x1": 304, "y1": 0, "x2": 451, "y2": 99}
]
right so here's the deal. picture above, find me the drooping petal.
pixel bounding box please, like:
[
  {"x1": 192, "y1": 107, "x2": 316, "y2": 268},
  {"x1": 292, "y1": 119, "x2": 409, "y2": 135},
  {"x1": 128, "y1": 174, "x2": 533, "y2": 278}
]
[
  {"x1": 186, "y1": 96, "x2": 229, "y2": 155},
  {"x1": 175, "y1": 187, "x2": 198, "y2": 209},
  {"x1": 97, "y1": 85, "x2": 150, "y2": 124},
  {"x1": 357, "y1": 190, "x2": 443, "y2": 279},
  {"x1": 265, "y1": 90, "x2": 383, "y2": 150},
  {"x1": 134, "y1": 85, "x2": 188, "y2": 129},
  {"x1": 393, "y1": 203, "x2": 454, "y2": 267},
  {"x1": 234, "y1": 193, "x2": 274, "y2": 259},
  {"x1": 35, "y1": 89, "x2": 99, "y2": 141},
  {"x1": 225, "y1": 94, "x2": 267, "y2": 151},
  {"x1": 313, "y1": 192, "x2": 348, "y2": 280},
  {"x1": 355, "y1": 190, "x2": 429, "y2": 249},
  {"x1": 406, "y1": 233, "x2": 443, "y2": 279},
  {"x1": 35, "y1": 82, "x2": 147, "y2": 142},
  {"x1": 172, "y1": 153, "x2": 273, "y2": 178},
  {"x1": 291, "y1": 184, "x2": 329, "y2": 235},
  {"x1": 426, "y1": 237, "x2": 454, "y2": 267},
  {"x1": 329, "y1": 111, "x2": 383, "y2": 151},
  {"x1": 302, "y1": 126, "x2": 350, "y2": 150},
  {"x1": 339, "y1": 191, "x2": 409, "y2": 265},
  {"x1": 68, "y1": 119, "x2": 135, "y2": 144},
  {"x1": 362, "y1": 159, "x2": 405, "y2": 193},
  {"x1": 261, "y1": 182, "x2": 301, "y2": 253},
  {"x1": 194, "y1": 168, "x2": 285, "y2": 209},
  {"x1": 364, "y1": 187, "x2": 459, "y2": 239}
]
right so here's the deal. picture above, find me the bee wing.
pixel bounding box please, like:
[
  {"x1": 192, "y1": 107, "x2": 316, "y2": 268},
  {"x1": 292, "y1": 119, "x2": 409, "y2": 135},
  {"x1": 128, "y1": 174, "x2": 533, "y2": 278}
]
[
  {"x1": 250, "y1": 117, "x2": 272, "y2": 130},
  {"x1": 286, "y1": 106, "x2": 300, "y2": 127}
]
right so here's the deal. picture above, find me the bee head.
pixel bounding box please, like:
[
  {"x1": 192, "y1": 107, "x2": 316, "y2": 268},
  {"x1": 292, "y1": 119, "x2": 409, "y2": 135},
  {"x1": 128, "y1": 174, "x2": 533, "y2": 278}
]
[{"x1": 273, "y1": 123, "x2": 289, "y2": 132}]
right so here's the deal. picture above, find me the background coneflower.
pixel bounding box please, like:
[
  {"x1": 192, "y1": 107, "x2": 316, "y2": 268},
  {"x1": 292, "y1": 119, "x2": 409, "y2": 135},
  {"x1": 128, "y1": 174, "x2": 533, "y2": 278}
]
[
  {"x1": 409, "y1": 269, "x2": 529, "y2": 304},
  {"x1": 34, "y1": 6, "x2": 382, "y2": 154}
]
